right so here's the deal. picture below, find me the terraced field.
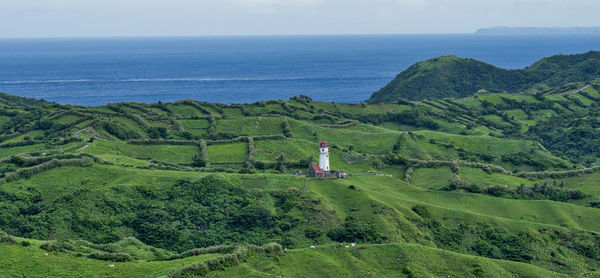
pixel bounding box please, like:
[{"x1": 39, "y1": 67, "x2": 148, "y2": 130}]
[{"x1": 1, "y1": 83, "x2": 600, "y2": 276}]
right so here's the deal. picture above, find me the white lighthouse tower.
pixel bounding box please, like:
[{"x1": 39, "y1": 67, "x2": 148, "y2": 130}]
[{"x1": 318, "y1": 140, "x2": 330, "y2": 172}]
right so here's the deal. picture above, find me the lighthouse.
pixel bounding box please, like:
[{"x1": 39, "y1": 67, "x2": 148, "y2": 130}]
[{"x1": 318, "y1": 140, "x2": 330, "y2": 172}]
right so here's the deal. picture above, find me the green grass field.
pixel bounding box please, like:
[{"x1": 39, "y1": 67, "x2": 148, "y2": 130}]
[
  {"x1": 82, "y1": 140, "x2": 200, "y2": 164},
  {"x1": 207, "y1": 142, "x2": 248, "y2": 163},
  {"x1": 2, "y1": 81, "x2": 600, "y2": 276}
]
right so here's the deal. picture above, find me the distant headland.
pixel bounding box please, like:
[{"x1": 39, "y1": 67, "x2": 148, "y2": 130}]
[{"x1": 476, "y1": 26, "x2": 600, "y2": 35}]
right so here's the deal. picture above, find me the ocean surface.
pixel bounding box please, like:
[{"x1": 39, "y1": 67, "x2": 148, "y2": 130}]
[{"x1": 1, "y1": 35, "x2": 600, "y2": 106}]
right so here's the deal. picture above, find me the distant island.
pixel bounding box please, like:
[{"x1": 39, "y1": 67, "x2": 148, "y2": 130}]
[{"x1": 476, "y1": 26, "x2": 600, "y2": 35}]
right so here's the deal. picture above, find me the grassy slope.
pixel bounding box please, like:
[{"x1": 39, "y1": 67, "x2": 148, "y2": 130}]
[
  {"x1": 368, "y1": 51, "x2": 600, "y2": 102},
  {"x1": 2, "y1": 89, "x2": 600, "y2": 276},
  {"x1": 1, "y1": 240, "x2": 565, "y2": 278},
  {"x1": 0, "y1": 240, "x2": 220, "y2": 278},
  {"x1": 214, "y1": 244, "x2": 565, "y2": 278}
]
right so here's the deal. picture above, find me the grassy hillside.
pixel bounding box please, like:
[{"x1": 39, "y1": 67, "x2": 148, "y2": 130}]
[
  {"x1": 1, "y1": 239, "x2": 567, "y2": 278},
  {"x1": 215, "y1": 243, "x2": 566, "y2": 278},
  {"x1": 1, "y1": 81, "x2": 600, "y2": 277},
  {"x1": 368, "y1": 51, "x2": 600, "y2": 102}
]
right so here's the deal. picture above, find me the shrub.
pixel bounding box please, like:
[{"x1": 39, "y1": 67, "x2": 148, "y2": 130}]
[
  {"x1": 304, "y1": 228, "x2": 323, "y2": 240},
  {"x1": 40, "y1": 241, "x2": 78, "y2": 252},
  {"x1": 148, "y1": 126, "x2": 168, "y2": 139},
  {"x1": 88, "y1": 251, "x2": 132, "y2": 262},
  {"x1": 234, "y1": 204, "x2": 274, "y2": 229},
  {"x1": 282, "y1": 119, "x2": 295, "y2": 138},
  {"x1": 411, "y1": 205, "x2": 431, "y2": 218},
  {"x1": 172, "y1": 245, "x2": 236, "y2": 260},
  {"x1": 327, "y1": 217, "x2": 386, "y2": 243},
  {"x1": 103, "y1": 121, "x2": 141, "y2": 140},
  {"x1": 0, "y1": 231, "x2": 15, "y2": 244}
]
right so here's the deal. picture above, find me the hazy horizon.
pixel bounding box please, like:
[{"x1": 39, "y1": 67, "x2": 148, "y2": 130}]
[{"x1": 1, "y1": 0, "x2": 600, "y2": 38}]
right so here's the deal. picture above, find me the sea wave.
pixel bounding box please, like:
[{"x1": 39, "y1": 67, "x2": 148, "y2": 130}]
[
  {"x1": 0, "y1": 77, "x2": 306, "y2": 84},
  {"x1": 120, "y1": 77, "x2": 305, "y2": 82},
  {"x1": 0, "y1": 79, "x2": 94, "y2": 84}
]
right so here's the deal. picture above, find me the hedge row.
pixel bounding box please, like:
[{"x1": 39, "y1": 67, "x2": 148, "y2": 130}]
[
  {"x1": 0, "y1": 139, "x2": 43, "y2": 148},
  {"x1": 10, "y1": 153, "x2": 95, "y2": 167},
  {"x1": 253, "y1": 134, "x2": 287, "y2": 141},
  {"x1": 170, "y1": 117, "x2": 185, "y2": 134},
  {"x1": 46, "y1": 137, "x2": 84, "y2": 146},
  {"x1": 169, "y1": 243, "x2": 283, "y2": 278},
  {"x1": 49, "y1": 109, "x2": 92, "y2": 121},
  {"x1": 126, "y1": 114, "x2": 152, "y2": 130},
  {"x1": 182, "y1": 100, "x2": 214, "y2": 115},
  {"x1": 172, "y1": 115, "x2": 212, "y2": 120},
  {"x1": 148, "y1": 102, "x2": 173, "y2": 114},
  {"x1": 247, "y1": 137, "x2": 256, "y2": 168},
  {"x1": 385, "y1": 153, "x2": 509, "y2": 175},
  {"x1": 320, "y1": 120, "x2": 358, "y2": 129},
  {"x1": 517, "y1": 165, "x2": 600, "y2": 179},
  {"x1": 142, "y1": 159, "x2": 236, "y2": 173},
  {"x1": 0, "y1": 108, "x2": 20, "y2": 117},
  {"x1": 168, "y1": 245, "x2": 236, "y2": 261},
  {"x1": 128, "y1": 139, "x2": 200, "y2": 146},
  {"x1": 0, "y1": 133, "x2": 23, "y2": 144},
  {"x1": 87, "y1": 252, "x2": 132, "y2": 262},
  {"x1": 387, "y1": 152, "x2": 600, "y2": 179},
  {"x1": 240, "y1": 105, "x2": 250, "y2": 116},
  {"x1": 404, "y1": 167, "x2": 414, "y2": 183},
  {"x1": 67, "y1": 115, "x2": 95, "y2": 129},
  {"x1": 127, "y1": 134, "x2": 288, "y2": 148},
  {"x1": 282, "y1": 119, "x2": 294, "y2": 138},
  {"x1": 0, "y1": 157, "x2": 94, "y2": 184},
  {"x1": 106, "y1": 103, "x2": 126, "y2": 114},
  {"x1": 199, "y1": 139, "x2": 209, "y2": 167},
  {"x1": 76, "y1": 108, "x2": 120, "y2": 117},
  {"x1": 207, "y1": 134, "x2": 286, "y2": 144},
  {"x1": 202, "y1": 102, "x2": 225, "y2": 114},
  {"x1": 121, "y1": 102, "x2": 152, "y2": 113},
  {"x1": 144, "y1": 163, "x2": 237, "y2": 173}
]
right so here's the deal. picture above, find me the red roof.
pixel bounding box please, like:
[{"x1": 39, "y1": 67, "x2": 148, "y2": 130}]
[
  {"x1": 320, "y1": 140, "x2": 328, "y2": 148},
  {"x1": 312, "y1": 165, "x2": 324, "y2": 172}
]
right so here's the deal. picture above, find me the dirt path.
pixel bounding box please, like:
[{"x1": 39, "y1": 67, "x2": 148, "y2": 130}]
[
  {"x1": 78, "y1": 142, "x2": 92, "y2": 151},
  {"x1": 564, "y1": 84, "x2": 590, "y2": 96}
]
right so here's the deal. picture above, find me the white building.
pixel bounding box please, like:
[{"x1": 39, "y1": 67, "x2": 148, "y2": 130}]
[{"x1": 318, "y1": 140, "x2": 330, "y2": 172}]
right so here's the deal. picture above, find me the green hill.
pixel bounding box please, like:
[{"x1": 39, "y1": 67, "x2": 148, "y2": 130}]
[
  {"x1": 2, "y1": 80, "x2": 600, "y2": 277},
  {"x1": 368, "y1": 51, "x2": 600, "y2": 102}
]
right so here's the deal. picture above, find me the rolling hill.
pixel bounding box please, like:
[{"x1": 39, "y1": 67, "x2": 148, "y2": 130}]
[
  {"x1": 368, "y1": 51, "x2": 600, "y2": 102},
  {"x1": 1, "y1": 69, "x2": 600, "y2": 276}
]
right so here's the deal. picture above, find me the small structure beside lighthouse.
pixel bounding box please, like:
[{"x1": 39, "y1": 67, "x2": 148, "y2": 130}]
[
  {"x1": 308, "y1": 140, "x2": 346, "y2": 179},
  {"x1": 318, "y1": 140, "x2": 330, "y2": 172}
]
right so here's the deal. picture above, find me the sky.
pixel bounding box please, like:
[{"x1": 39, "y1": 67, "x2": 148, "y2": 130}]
[{"x1": 0, "y1": 0, "x2": 599, "y2": 38}]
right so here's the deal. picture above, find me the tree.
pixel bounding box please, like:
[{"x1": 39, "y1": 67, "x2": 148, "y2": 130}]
[{"x1": 278, "y1": 155, "x2": 287, "y2": 173}]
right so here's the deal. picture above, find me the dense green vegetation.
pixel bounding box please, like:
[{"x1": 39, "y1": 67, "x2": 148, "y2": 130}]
[
  {"x1": 2, "y1": 58, "x2": 600, "y2": 276},
  {"x1": 369, "y1": 51, "x2": 600, "y2": 102}
]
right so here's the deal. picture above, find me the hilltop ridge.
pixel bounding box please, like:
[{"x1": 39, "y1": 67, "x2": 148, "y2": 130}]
[{"x1": 369, "y1": 51, "x2": 600, "y2": 103}]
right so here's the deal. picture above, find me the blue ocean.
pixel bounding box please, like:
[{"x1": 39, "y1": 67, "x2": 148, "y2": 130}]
[{"x1": 1, "y1": 35, "x2": 599, "y2": 106}]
